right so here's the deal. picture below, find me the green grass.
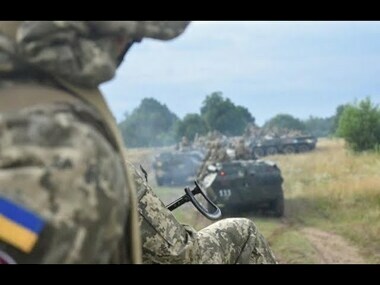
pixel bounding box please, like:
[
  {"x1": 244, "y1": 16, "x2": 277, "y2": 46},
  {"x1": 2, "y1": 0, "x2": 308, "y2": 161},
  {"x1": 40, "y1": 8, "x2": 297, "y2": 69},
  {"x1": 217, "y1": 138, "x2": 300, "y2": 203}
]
[{"x1": 269, "y1": 229, "x2": 319, "y2": 264}]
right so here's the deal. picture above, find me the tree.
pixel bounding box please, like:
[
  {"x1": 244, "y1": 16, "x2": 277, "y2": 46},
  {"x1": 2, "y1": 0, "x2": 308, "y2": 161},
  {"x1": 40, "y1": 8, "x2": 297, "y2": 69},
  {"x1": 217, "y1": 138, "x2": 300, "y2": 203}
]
[
  {"x1": 200, "y1": 92, "x2": 254, "y2": 136},
  {"x1": 331, "y1": 104, "x2": 349, "y2": 136},
  {"x1": 119, "y1": 98, "x2": 179, "y2": 147},
  {"x1": 337, "y1": 97, "x2": 380, "y2": 152},
  {"x1": 175, "y1": 113, "x2": 208, "y2": 141},
  {"x1": 263, "y1": 114, "x2": 306, "y2": 133},
  {"x1": 303, "y1": 115, "x2": 334, "y2": 138}
]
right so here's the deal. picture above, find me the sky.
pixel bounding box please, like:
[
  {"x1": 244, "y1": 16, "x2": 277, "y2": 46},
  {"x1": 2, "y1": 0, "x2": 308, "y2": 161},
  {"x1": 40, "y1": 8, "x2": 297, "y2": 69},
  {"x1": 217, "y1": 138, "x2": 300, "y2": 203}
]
[{"x1": 101, "y1": 21, "x2": 380, "y2": 126}]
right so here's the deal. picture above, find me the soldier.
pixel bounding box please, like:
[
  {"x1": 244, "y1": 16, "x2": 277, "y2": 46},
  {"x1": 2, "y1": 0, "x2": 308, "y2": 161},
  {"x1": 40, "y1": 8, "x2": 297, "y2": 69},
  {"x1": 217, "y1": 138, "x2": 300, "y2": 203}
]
[
  {"x1": 196, "y1": 140, "x2": 224, "y2": 180},
  {"x1": 0, "y1": 21, "x2": 189, "y2": 264},
  {"x1": 179, "y1": 136, "x2": 191, "y2": 151},
  {"x1": 235, "y1": 138, "x2": 252, "y2": 160},
  {"x1": 0, "y1": 21, "x2": 277, "y2": 264}
]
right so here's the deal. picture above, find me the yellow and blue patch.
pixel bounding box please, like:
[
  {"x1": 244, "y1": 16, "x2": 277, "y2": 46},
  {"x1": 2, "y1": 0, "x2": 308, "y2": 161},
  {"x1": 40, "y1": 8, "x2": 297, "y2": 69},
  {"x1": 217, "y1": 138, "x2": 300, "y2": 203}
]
[{"x1": 0, "y1": 197, "x2": 45, "y2": 253}]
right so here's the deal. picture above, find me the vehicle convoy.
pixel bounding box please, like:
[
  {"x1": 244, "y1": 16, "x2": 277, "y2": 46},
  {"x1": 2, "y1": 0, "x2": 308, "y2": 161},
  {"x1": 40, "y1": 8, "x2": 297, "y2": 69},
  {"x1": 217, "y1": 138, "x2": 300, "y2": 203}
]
[
  {"x1": 201, "y1": 159, "x2": 284, "y2": 217},
  {"x1": 249, "y1": 135, "x2": 318, "y2": 157},
  {"x1": 152, "y1": 150, "x2": 205, "y2": 186}
]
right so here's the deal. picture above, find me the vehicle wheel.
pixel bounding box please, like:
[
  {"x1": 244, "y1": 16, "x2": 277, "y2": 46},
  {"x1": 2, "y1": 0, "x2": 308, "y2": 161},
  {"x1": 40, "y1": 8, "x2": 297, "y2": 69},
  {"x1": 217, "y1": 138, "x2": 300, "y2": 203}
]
[
  {"x1": 272, "y1": 193, "x2": 284, "y2": 217},
  {"x1": 266, "y1": 146, "x2": 278, "y2": 156},
  {"x1": 283, "y1": 145, "x2": 296, "y2": 154},
  {"x1": 297, "y1": 144, "x2": 310, "y2": 153},
  {"x1": 253, "y1": 147, "x2": 265, "y2": 157}
]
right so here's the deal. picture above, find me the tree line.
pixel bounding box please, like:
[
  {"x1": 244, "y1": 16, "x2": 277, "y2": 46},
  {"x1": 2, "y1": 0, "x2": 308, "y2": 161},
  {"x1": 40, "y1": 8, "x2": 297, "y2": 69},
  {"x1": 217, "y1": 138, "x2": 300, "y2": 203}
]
[
  {"x1": 119, "y1": 92, "x2": 255, "y2": 148},
  {"x1": 119, "y1": 92, "x2": 380, "y2": 153}
]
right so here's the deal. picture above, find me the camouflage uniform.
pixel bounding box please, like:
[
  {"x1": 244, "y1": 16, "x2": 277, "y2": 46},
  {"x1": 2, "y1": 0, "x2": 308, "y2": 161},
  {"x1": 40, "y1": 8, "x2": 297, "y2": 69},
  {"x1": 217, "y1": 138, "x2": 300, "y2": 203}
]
[
  {"x1": 235, "y1": 138, "x2": 251, "y2": 160},
  {"x1": 0, "y1": 99, "x2": 129, "y2": 263},
  {"x1": 0, "y1": 21, "x2": 189, "y2": 264},
  {"x1": 131, "y1": 163, "x2": 277, "y2": 264},
  {"x1": 179, "y1": 136, "x2": 191, "y2": 151}
]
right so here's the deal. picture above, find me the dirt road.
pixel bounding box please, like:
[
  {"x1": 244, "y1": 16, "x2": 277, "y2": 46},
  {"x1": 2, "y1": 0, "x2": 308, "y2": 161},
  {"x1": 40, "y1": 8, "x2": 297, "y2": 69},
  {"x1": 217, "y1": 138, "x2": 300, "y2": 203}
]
[
  {"x1": 300, "y1": 227, "x2": 365, "y2": 264},
  {"x1": 264, "y1": 218, "x2": 366, "y2": 264}
]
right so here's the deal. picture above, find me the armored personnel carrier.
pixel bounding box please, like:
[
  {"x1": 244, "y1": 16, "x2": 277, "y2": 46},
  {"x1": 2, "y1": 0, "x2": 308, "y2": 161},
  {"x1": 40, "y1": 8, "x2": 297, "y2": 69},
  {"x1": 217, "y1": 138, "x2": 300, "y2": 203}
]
[
  {"x1": 250, "y1": 135, "x2": 317, "y2": 157},
  {"x1": 152, "y1": 150, "x2": 205, "y2": 186},
  {"x1": 201, "y1": 159, "x2": 284, "y2": 216}
]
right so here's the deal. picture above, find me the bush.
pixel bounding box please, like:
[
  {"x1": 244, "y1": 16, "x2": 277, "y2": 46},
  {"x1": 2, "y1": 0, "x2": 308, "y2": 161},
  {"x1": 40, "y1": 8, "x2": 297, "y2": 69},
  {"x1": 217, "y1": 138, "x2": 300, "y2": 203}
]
[
  {"x1": 200, "y1": 92, "x2": 254, "y2": 136},
  {"x1": 263, "y1": 114, "x2": 306, "y2": 133},
  {"x1": 337, "y1": 97, "x2": 380, "y2": 152},
  {"x1": 119, "y1": 98, "x2": 178, "y2": 147},
  {"x1": 175, "y1": 113, "x2": 208, "y2": 141}
]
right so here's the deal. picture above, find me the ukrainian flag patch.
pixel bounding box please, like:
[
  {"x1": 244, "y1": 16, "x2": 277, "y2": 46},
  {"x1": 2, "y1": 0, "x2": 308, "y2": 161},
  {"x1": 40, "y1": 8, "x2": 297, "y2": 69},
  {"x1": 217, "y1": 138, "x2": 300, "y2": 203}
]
[{"x1": 0, "y1": 197, "x2": 45, "y2": 253}]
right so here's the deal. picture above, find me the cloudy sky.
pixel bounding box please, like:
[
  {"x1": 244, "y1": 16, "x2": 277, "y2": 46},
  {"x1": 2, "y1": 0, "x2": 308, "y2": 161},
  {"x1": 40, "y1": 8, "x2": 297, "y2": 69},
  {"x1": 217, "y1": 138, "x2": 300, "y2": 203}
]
[{"x1": 101, "y1": 21, "x2": 380, "y2": 126}]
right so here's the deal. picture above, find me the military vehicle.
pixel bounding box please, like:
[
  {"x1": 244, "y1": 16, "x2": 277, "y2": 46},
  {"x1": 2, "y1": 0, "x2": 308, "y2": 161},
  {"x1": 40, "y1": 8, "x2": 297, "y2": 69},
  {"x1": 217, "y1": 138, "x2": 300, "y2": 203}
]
[
  {"x1": 201, "y1": 159, "x2": 284, "y2": 216},
  {"x1": 152, "y1": 150, "x2": 205, "y2": 186},
  {"x1": 249, "y1": 135, "x2": 318, "y2": 157}
]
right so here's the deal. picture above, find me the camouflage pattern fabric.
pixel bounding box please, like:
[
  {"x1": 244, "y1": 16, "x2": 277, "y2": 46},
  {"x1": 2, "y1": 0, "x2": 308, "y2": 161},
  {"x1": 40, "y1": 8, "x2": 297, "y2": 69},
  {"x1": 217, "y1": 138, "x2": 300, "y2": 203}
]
[
  {"x1": 0, "y1": 21, "x2": 189, "y2": 264},
  {"x1": 129, "y1": 164, "x2": 277, "y2": 264},
  {"x1": 178, "y1": 136, "x2": 192, "y2": 151},
  {"x1": 235, "y1": 139, "x2": 251, "y2": 160},
  {"x1": 0, "y1": 101, "x2": 128, "y2": 263},
  {"x1": 0, "y1": 21, "x2": 190, "y2": 88}
]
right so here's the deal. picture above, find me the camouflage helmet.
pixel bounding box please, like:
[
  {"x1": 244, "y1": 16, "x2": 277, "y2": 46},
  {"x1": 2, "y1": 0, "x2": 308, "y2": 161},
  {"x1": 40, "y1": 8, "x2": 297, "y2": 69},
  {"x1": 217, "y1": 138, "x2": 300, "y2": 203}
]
[{"x1": 0, "y1": 21, "x2": 190, "y2": 88}]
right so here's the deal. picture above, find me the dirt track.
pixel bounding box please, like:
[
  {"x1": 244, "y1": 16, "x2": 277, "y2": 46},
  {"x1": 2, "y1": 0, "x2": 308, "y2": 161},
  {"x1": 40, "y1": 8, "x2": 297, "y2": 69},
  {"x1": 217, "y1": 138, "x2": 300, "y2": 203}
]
[{"x1": 300, "y1": 227, "x2": 365, "y2": 264}]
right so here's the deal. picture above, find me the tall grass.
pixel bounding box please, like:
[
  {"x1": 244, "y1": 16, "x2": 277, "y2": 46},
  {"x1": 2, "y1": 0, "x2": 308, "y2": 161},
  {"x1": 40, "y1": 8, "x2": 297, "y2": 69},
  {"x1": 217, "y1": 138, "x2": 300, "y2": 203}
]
[{"x1": 270, "y1": 138, "x2": 380, "y2": 262}]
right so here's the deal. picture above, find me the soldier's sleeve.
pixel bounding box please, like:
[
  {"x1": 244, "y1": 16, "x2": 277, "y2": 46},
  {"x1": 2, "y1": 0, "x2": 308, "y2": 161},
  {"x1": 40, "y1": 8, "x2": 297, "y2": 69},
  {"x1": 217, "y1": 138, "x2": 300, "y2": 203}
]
[
  {"x1": 0, "y1": 102, "x2": 128, "y2": 263},
  {"x1": 125, "y1": 162, "x2": 198, "y2": 264}
]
